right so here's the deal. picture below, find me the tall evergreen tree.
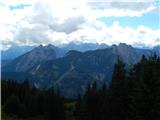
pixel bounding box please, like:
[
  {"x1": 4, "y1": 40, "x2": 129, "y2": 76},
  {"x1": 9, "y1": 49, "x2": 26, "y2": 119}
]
[
  {"x1": 84, "y1": 82, "x2": 100, "y2": 120},
  {"x1": 45, "y1": 88, "x2": 65, "y2": 120},
  {"x1": 105, "y1": 59, "x2": 130, "y2": 120}
]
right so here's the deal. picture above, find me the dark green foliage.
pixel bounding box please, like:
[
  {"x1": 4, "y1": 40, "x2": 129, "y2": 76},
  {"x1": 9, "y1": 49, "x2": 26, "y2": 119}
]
[
  {"x1": 1, "y1": 80, "x2": 65, "y2": 120},
  {"x1": 4, "y1": 95, "x2": 21, "y2": 115},
  {"x1": 3, "y1": 95, "x2": 28, "y2": 118},
  {"x1": 44, "y1": 88, "x2": 65, "y2": 120},
  {"x1": 104, "y1": 59, "x2": 130, "y2": 120},
  {"x1": 128, "y1": 55, "x2": 160, "y2": 120}
]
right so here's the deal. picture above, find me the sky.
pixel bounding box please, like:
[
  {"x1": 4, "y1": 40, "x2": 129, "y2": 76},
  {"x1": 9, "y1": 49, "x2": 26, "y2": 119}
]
[{"x1": 0, "y1": 0, "x2": 160, "y2": 50}]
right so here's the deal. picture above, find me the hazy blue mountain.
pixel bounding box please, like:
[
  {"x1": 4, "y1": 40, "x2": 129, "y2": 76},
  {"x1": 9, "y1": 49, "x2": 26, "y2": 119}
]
[
  {"x1": 1, "y1": 43, "x2": 109, "y2": 70},
  {"x1": 1, "y1": 42, "x2": 108, "y2": 61},
  {"x1": 1, "y1": 45, "x2": 35, "y2": 60},
  {"x1": 60, "y1": 42, "x2": 109, "y2": 52}
]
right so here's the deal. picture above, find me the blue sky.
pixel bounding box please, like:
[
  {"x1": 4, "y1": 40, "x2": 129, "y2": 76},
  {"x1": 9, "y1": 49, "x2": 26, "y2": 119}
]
[
  {"x1": 9, "y1": 4, "x2": 31, "y2": 10},
  {"x1": 99, "y1": 12, "x2": 159, "y2": 29},
  {"x1": 0, "y1": 0, "x2": 159, "y2": 49}
]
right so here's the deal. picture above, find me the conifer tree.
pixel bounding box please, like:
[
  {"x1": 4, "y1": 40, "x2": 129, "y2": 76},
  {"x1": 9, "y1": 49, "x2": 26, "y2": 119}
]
[{"x1": 105, "y1": 59, "x2": 129, "y2": 120}]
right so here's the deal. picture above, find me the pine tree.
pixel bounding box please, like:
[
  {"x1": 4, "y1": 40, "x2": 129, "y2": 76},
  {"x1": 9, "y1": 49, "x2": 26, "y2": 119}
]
[
  {"x1": 84, "y1": 81, "x2": 100, "y2": 120},
  {"x1": 105, "y1": 59, "x2": 130, "y2": 120},
  {"x1": 45, "y1": 88, "x2": 65, "y2": 120}
]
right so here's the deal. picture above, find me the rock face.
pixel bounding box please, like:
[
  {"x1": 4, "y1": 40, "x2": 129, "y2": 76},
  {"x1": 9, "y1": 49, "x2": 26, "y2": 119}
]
[
  {"x1": 2, "y1": 44, "x2": 57, "y2": 72},
  {"x1": 2, "y1": 43, "x2": 153, "y2": 98},
  {"x1": 111, "y1": 43, "x2": 144, "y2": 64}
]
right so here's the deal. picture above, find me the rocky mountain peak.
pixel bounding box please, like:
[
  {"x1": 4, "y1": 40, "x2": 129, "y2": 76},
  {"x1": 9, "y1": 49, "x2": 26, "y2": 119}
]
[{"x1": 119, "y1": 43, "x2": 132, "y2": 48}]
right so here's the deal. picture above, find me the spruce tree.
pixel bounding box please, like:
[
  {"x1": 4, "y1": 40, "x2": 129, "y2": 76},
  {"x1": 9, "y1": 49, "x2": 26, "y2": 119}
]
[
  {"x1": 105, "y1": 59, "x2": 129, "y2": 120},
  {"x1": 45, "y1": 88, "x2": 65, "y2": 120}
]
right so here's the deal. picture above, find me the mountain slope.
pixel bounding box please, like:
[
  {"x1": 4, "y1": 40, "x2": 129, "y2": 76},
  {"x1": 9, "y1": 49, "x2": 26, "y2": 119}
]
[{"x1": 2, "y1": 44, "x2": 57, "y2": 72}]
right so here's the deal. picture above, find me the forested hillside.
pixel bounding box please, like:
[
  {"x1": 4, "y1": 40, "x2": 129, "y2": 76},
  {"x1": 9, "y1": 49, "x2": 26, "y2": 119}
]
[{"x1": 2, "y1": 55, "x2": 160, "y2": 120}]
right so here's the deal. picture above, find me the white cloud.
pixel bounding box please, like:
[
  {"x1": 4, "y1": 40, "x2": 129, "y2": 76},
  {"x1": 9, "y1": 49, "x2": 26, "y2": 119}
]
[
  {"x1": 0, "y1": 0, "x2": 35, "y2": 6},
  {"x1": 0, "y1": 0, "x2": 159, "y2": 50},
  {"x1": 87, "y1": 0, "x2": 158, "y2": 18},
  {"x1": 65, "y1": 20, "x2": 160, "y2": 48}
]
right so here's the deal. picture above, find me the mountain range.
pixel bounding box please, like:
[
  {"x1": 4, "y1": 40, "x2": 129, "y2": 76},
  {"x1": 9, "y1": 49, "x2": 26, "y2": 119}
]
[
  {"x1": 1, "y1": 42, "x2": 109, "y2": 60},
  {"x1": 1, "y1": 43, "x2": 159, "y2": 97}
]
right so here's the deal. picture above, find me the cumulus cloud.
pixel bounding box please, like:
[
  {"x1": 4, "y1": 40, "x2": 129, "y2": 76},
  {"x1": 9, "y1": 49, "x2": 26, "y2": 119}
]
[
  {"x1": 49, "y1": 16, "x2": 86, "y2": 34},
  {"x1": 0, "y1": 0, "x2": 159, "y2": 50},
  {"x1": 72, "y1": 21, "x2": 160, "y2": 48},
  {"x1": 87, "y1": 0, "x2": 158, "y2": 17},
  {"x1": 110, "y1": 1, "x2": 155, "y2": 11}
]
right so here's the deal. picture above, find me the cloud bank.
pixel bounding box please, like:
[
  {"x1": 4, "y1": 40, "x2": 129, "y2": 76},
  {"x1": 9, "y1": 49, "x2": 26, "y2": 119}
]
[{"x1": 0, "y1": 0, "x2": 159, "y2": 49}]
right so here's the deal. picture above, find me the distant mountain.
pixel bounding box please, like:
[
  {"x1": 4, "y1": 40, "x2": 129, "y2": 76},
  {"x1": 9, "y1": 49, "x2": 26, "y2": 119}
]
[
  {"x1": 1, "y1": 45, "x2": 35, "y2": 60},
  {"x1": 1, "y1": 42, "x2": 108, "y2": 61},
  {"x1": 60, "y1": 42, "x2": 109, "y2": 52},
  {"x1": 1, "y1": 43, "x2": 109, "y2": 70},
  {"x1": 2, "y1": 44, "x2": 57, "y2": 72},
  {"x1": 2, "y1": 43, "x2": 154, "y2": 98}
]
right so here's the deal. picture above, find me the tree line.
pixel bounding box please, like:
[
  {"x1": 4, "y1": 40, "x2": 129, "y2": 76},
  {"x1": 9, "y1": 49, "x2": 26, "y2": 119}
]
[{"x1": 1, "y1": 55, "x2": 160, "y2": 120}]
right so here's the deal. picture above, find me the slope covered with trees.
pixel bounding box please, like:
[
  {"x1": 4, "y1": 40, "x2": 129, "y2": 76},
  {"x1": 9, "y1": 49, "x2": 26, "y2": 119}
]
[{"x1": 2, "y1": 55, "x2": 160, "y2": 120}]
